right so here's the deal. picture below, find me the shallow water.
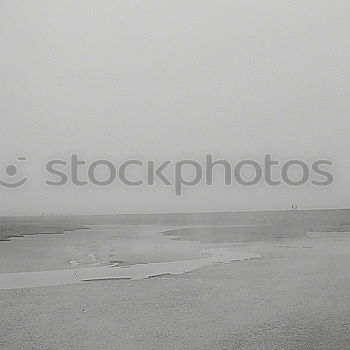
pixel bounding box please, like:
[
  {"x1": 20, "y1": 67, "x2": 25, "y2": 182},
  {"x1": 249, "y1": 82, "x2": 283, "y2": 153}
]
[
  {"x1": 0, "y1": 225, "x2": 204, "y2": 273},
  {"x1": 0, "y1": 225, "x2": 260, "y2": 290}
]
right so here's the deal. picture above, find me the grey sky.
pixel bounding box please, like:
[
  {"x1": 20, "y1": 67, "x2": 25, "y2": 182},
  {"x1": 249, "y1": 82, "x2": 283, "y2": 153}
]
[{"x1": 1, "y1": 1, "x2": 349, "y2": 215}]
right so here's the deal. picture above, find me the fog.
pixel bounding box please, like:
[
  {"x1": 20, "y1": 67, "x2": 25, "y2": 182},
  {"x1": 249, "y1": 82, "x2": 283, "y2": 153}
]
[{"x1": 1, "y1": 1, "x2": 349, "y2": 215}]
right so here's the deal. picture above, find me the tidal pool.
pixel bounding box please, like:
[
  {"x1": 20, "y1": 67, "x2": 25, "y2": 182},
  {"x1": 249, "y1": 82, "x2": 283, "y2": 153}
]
[{"x1": 0, "y1": 225, "x2": 260, "y2": 290}]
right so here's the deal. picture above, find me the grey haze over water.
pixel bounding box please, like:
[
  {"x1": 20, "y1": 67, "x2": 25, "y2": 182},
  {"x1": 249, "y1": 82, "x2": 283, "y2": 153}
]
[{"x1": 1, "y1": 1, "x2": 350, "y2": 215}]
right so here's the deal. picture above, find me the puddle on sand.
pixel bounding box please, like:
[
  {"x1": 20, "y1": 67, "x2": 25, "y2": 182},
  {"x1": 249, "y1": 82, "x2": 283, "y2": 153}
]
[
  {"x1": 0, "y1": 225, "x2": 261, "y2": 290},
  {"x1": 0, "y1": 247, "x2": 260, "y2": 290}
]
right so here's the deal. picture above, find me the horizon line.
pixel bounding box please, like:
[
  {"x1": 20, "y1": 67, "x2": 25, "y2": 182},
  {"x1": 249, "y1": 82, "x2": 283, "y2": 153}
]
[{"x1": 1, "y1": 207, "x2": 350, "y2": 219}]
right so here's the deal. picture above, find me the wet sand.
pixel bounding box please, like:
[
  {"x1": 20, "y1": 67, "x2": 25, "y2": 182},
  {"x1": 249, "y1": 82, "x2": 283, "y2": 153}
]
[
  {"x1": 0, "y1": 225, "x2": 260, "y2": 289},
  {"x1": 1, "y1": 211, "x2": 350, "y2": 349}
]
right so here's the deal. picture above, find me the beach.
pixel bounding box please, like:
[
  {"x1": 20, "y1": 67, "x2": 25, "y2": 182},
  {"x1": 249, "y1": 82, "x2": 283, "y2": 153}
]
[{"x1": 1, "y1": 210, "x2": 350, "y2": 349}]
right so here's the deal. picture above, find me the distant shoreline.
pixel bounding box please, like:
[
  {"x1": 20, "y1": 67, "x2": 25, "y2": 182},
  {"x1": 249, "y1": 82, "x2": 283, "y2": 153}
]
[
  {"x1": 1, "y1": 209, "x2": 350, "y2": 242},
  {"x1": 1, "y1": 207, "x2": 350, "y2": 219}
]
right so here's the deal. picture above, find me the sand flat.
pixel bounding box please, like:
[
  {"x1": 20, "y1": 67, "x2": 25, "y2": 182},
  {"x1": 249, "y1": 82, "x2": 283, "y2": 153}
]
[
  {"x1": 0, "y1": 225, "x2": 260, "y2": 289},
  {"x1": 2, "y1": 211, "x2": 350, "y2": 349}
]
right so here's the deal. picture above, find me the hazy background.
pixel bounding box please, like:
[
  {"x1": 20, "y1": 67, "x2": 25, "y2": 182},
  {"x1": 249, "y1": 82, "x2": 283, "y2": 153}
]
[{"x1": 1, "y1": 0, "x2": 349, "y2": 216}]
